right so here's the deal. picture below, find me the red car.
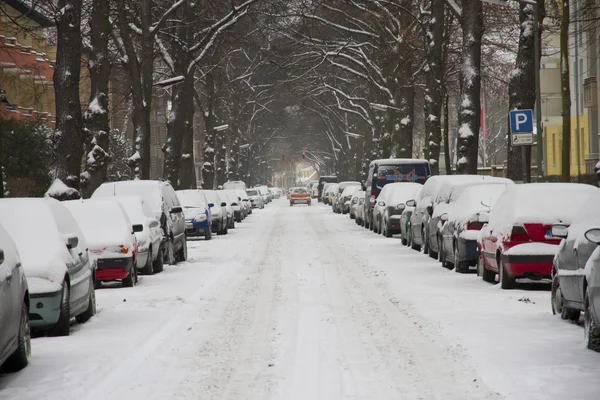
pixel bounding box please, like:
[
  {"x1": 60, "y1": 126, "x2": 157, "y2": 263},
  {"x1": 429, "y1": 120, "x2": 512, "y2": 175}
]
[{"x1": 478, "y1": 183, "x2": 599, "y2": 289}]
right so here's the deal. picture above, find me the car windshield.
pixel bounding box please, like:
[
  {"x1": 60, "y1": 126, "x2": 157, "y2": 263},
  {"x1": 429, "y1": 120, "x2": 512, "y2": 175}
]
[
  {"x1": 247, "y1": 190, "x2": 258, "y2": 196},
  {"x1": 293, "y1": 188, "x2": 307, "y2": 194},
  {"x1": 375, "y1": 164, "x2": 429, "y2": 187}
]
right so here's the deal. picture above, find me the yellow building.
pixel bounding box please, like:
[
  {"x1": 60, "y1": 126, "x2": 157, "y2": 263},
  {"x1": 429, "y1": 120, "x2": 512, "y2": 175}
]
[{"x1": 543, "y1": 115, "x2": 589, "y2": 176}]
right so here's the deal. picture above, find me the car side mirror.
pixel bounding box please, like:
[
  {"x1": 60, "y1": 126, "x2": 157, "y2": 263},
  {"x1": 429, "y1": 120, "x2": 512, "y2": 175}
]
[
  {"x1": 0, "y1": 249, "x2": 4, "y2": 265},
  {"x1": 441, "y1": 213, "x2": 448, "y2": 222},
  {"x1": 378, "y1": 201, "x2": 385, "y2": 207},
  {"x1": 132, "y1": 224, "x2": 144, "y2": 233},
  {"x1": 231, "y1": 202, "x2": 238, "y2": 206},
  {"x1": 149, "y1": 220, "x2": 159, "y2": 228},
  {"x1": 396, "y1": 203, "x2": 406, "y2": 211},
  {"x1": 478, "y1": 212, "x2": 490, "y2": 223},
  {"x1": 221, "y1": 202, "x2": 227, "y2": 207},
  {"x1": 208, "y1": 203, "x2": 215, "y2": 208},
  {"x1": 551, "y1": 224, "x2": 568, "y2": 239},
  {"x1": 66, "y1": 234, "x2": 79, "y2": 249},
  {"x1": 170, "y1": 206, "x2": 183, "y2": 214},
  {"x1": 406, "y1": 199, "x2": 416, "y2": 207},
  {"x1": 585, "y1": 228, "x2": 600, "y2": 244}
]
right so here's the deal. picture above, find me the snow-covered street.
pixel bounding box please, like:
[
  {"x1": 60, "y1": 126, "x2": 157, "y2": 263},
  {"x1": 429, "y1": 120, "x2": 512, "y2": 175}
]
[{"x1": 1, "y1": 198, "x2": 600, "y2": 400}]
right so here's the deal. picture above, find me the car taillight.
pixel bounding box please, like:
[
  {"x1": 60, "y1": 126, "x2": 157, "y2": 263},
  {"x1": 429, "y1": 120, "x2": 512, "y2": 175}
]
[
  {"x1": 121, "y1": 246, "x2": 129, "y2": 254},
  {"x1": 371, "y1": 189, "x2": 376, "y2": 197},
  {"x1": 466, "y1": 221, "x2": 483, "y2": 230},
  {"x1": 510, "y1": 225, "x2": 529, "y2": 242}
]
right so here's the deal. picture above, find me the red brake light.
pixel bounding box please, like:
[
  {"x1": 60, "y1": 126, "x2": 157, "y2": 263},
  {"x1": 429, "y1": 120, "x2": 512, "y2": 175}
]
[
  {"x1": 510, "y1": 225, "x2": 529, "y2": 242},
  {"x1": 371, "y1": 189, "x2": 375, "y2": 197},
  {"x1": 466, "y1": 221, "x2": 483, "y2": 230}
]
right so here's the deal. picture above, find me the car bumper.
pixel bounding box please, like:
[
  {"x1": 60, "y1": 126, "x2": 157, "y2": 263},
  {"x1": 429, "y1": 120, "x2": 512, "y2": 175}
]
[
  {"x1": 457, "y1": 238, "x2": 479, "y2": 262},
  {"x1": 29, "y1": 290, "x2": 62, "y2": 329},
  {"x1": 291, "y1": 199, "x2": 311, "y2": 204},
  {"x1": 187, "y1": 220, "x2": 211, "y2": 236},
  {"x1": 501, "y1": 254, "x2": 554, "y2": 279},
  {"x1": 96, "y1": 257, "x2": 134, "y2": 281},
  {"x1": 388, "y1": 216, "x2": 403, "y2": 234}
]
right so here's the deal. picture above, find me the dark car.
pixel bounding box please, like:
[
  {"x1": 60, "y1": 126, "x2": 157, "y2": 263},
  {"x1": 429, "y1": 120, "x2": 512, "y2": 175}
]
[
  {"x1": 317, "y1": 176, "x2": 338, "y2": 202},
  {"x1": 363, "y1": 159, "x2": 430, "y2": 231},
  {"x1": 0, "y1": 223, "x2": 30, "y2": 372}
]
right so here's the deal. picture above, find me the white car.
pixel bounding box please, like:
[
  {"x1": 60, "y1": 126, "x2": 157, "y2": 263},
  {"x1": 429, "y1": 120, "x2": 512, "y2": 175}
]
[
  {"x1": 108, "y1": 196, "x2": 164, "y2": 274},
  {"x1": 236, "y1": 189, "x2": 252, "y2": 215},
  {"x1": 0, "y1": 198, "x2": 96, "y2": 336},
  {"x1": 223, "y1": 189, "x2": 244, "y2": 222},
  {"x1": 200, "y1": 190, "x2": 228, "y2": 235},
  {"x1": 65, "y1": 199, "x2": 139, "y2": 288},
  {"x1": 246, "y1": 188, "x2": 264, "y2": 209},
  {"x1": 350, "y1": 190, "x2": 365, "y2": 220},
  {"x1": 339, "y1": 185, "x2": 361, "y2": 214},
  {"x1": 373, "y1": 183, "x2": 423, "y2": 237}
]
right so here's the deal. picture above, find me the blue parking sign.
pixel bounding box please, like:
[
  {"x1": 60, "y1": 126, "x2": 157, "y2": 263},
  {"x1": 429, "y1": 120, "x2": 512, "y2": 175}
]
[{"x1": 509, "y1": 109, "x2": 533, "y2": 133}]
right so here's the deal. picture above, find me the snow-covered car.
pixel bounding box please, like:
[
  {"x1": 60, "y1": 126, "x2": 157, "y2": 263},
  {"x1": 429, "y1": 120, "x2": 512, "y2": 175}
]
[
  {"x1": 325, "y1": 183, "x2": 339, "y2": 206},
  {"x1": 200, "y1": 190, "x2": 228, "y2": 235},
  {"x1": 255, "y1": 185, "x2": 271, "y2": 204},
  {"x1": 0, "y1": 198, "x2": 96, "y2": 336},
  {"x1": 310, "y1": 183, "x2": 319, "y2": 199},
  {"x1": 223, "y1": 180, "x2": 246, "y2": 191},
  {"x1": 92, "y1": 180, "x2": 187, "y2": 265},
  {"x1": 321, "y1": 183, "x2": 335, "y2": 204},
  {"x1": 439, "y1": 184, "x2": 510, "y2": 273},
  {"x1": 223, "y1": 189, "x2": 244, "y2": 222},
  {"x1": 235, "y1": 189, "x2": 252, "y2": 216},
  {"x1": 333, "y1": 182, "x2": 361, "y2": 214},
  {"x1": 217, "y1": 191, "x2": 235, "y2": 229},
  {"x1": 372, "y1": 183, "x2": 423, "y2": 237},
  {"x1": 356, "y1": 195, "x2": 366, "y2": 226},
  {"x1": 350, "y1": 190, "x2": 365, "y2": 220},
  {"x1": 429, "y1": 177, "x2": 513, "y2": 260},
  {"x1": 0, "y1": 222, "x2": 30, "y2": 372},
  {"x1": 550, "y1": 193, "x2": 600, "y2": 322},
  {"x1": 478, "y1": 183, "x2": 599, "y2": 289},
  {"x1": 577, "y1": 230, "x2": 600, "y2": 351},
  {"x1": 338, "y1": 184, "x2": 361, "y2": 214},
  {"x1": 246, "y1": 188, "x2": 264, "y2": 209},
  {"x1": 109, "y1": 196, "x2": 164, "y2": 274},
  {"x1": 400, "y1": 206, "x2": 414, "y2": 246},
  {"x1": 65, "y1": 199, "x2": 139, "y2": 288},
  {"x1": 177, "y1": 190, "x2": 213, "y2": 241},
  {"x1": 289, "y1": 187, "x2": 311, "y2": 206}
]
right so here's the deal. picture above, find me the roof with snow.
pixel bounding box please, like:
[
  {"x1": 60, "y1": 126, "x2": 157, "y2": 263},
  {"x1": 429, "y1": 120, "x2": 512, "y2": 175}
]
[{"x1": 1, "y1": 0, "x2": 54, "y2": 27}]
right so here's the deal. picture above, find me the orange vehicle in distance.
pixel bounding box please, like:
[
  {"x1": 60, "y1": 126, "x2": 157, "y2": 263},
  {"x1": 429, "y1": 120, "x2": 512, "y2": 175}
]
[{"x1": 289, "y1": 187, "x2": 311, "y2": 207}]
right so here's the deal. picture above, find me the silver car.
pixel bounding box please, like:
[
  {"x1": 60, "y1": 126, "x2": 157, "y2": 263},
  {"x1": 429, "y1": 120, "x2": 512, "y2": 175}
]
[
  {"x1": 577, "y1": 228, "x2": 600, "y2": 351},
  {"x1": 0, "y1": 223, "x2": 30, "y2": 372}
]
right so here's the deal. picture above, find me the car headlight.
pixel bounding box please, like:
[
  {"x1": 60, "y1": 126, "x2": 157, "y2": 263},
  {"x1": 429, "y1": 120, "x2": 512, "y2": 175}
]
[{"x1": 195, "y1": 214, "x2": 207, "y2": 222}]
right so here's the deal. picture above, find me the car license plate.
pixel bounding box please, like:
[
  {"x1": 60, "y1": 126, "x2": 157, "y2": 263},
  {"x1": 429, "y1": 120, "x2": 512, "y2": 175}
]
[{"x1": 546, "y1": 228, "x2": 552, "y2": 237}]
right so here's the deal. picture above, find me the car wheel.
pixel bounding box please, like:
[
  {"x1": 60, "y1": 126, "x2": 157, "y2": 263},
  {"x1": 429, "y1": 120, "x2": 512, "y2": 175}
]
[
  {"x1": 164, "y1": 239, "x2": 176, "y2": 265},
  {"x1": 423, "y1": 228, "x2": 429, "y2": 254},
  {"x1": 76, "y1": 281, "x2": 96, "y2": 324},
  {"x1": 49, "y1": 282, "x2": 70, "y2": 337},
  {"x1": 176, "y1": 237, "x2": 188, "y2": 262},
  {"x1": 428, "y1": 235, "x2": 438, "y2": 259},
  {"x1": 205, "y1": 229, "x2": 212, "y2": 240},
  {"x1": 153, "y1": 246, "x2": 164, "y2": 273},
  {"x1": 454, "y1": 245, "x2": 468, "y2": 273},
  {"x1": 3, "y1": 301, "x2": 31, "y2": 372},
  {"x1": 401, "y1": 235, "x2": 407, "y2": 246},
  {"x1": 123, "y1": 268, "x2": 135, "y2": 287},
  {"x1": 410, "y1": 227, "x2": 421, "y2": 251},
  {"x1": 384, "y1": 221, "x2": 392, "y2": 238},
  {"x1": 551, "y1": 273, "x2": 580, "y2": 321},
  {"x1": 584, "y1": 287, "x2": 600, "y2": 352},
  {"x1": 477, "y1": 255, "x2": 495, "y2": 283},
  {"x1": 499, "y1": 259, "x2": 516, "y2": 289},
  {"x1": 438, "y1": 238, "x2": 449, "y2": 268},
  {"x1": 141, "y1": 248, "x2": 154, "y2": 275}
]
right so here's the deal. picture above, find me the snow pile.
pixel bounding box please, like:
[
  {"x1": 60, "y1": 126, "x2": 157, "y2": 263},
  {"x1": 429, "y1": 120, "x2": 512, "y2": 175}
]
[
  {"x1": 45, "y1": 178, "x2": 80, "y2": 200},
  {"x1": 487, "y1": 183, "x2": 599, "y2": 240},
  {"x1": 0, "y1": 198, "x2": 74, "y2": 293}
]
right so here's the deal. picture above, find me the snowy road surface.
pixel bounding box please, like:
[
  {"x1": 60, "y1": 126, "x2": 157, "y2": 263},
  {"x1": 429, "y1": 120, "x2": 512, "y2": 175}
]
[{"x1": 1, "y1": 199, "x2": 600, "y2": 400}]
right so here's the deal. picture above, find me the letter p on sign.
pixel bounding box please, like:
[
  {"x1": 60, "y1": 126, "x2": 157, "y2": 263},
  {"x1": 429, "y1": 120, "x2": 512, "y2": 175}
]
[{"x1": 509, "y1": 109, "x2": 533, "y2": 134}]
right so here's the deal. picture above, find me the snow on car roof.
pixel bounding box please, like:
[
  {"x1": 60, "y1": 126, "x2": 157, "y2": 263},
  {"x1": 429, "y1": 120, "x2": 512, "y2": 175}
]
[
  {"x1": 93, "y1": 180, "x2": 164, "y2": 213},
  {"x1": 434, "y1": 176, "x2": 512, "y2": 203},
  {"x1": 370, "y1": 158, "x2": 429, "y2": 166},
  {"x1": 109, "y1": 196, "x2": 154, "y2": 223},
  {"x1": 384, "y1": 182, "x2": 423, "y2": 205},
  {"x1": 448, "y1": 184, "x2": 510, "y2": 225},
  {"x1": 0, "y1": 198, "x2": 74, "y2": 280},
  {"x1": 177, "y1": 190, "x2": 208, "y2": 208},
  {"x1": 488, "y1": 183, "x2": 599, "y2": 238},
  {"x1": 64, "y1": 199, "x2": 133, "y2": 248},
  {"x1": 341, "y1": 185, "x2": 360, "y2": 196},
  {"x1": 565, "y1": 192, "x2": 600, "y2": 241}
]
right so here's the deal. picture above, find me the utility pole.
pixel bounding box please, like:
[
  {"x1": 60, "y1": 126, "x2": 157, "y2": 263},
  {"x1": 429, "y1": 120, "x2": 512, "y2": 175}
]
[{"x1": 533, "y1": 1, "x2": 544, "y2": 179}]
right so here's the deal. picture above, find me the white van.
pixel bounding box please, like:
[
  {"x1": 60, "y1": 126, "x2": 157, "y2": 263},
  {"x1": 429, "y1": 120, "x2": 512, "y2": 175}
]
[{"x1": 92, "y1": 180, "x2": 187, "y2": 265}]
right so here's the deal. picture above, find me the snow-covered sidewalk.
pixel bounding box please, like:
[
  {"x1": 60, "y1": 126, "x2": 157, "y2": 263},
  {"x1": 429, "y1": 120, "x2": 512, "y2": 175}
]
[{"x1": 1, "y1": 200, "x2": 599, "y2": 400}]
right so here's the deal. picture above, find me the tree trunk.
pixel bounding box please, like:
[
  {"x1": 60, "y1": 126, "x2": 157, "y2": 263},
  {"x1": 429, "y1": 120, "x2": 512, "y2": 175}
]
[
  {"x1": 506, "y1": 1, "x2": 545, "y2": 182},
  {"x1": 202, "y1": 72, "x2": 216, "y2": 189},
  {"x1": 81, "y1": 0, "x2": 110, "y2": 198},
  {"x1": 215, "y1": 129, "x2": 227, "y2": 186},
  {"x1": 443, "y1": 92, "x2": 451, "y2": 174},
  {"x1": 455, "y1": 0, "x2": 483, "y2": 174},
  {"x1": 560, "y1": 0, "x2": 571, "y2": 182},
  {"x1": 178, "y1": 93, "x2": 196, "y2": 188},
  {"x1": 51, "y1": 0, "x2": 84, "y2": 192},
  {"x1": 423, "y1": 0, "x2": 444, "y2": 174}
]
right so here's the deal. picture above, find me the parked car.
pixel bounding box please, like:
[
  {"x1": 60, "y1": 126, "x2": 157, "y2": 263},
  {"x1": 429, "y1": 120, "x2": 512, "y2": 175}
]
[
  {"x1": 290, "y1": 187, "x2": 311, "y2": 206},
  {"x1": 217, "y1": 191, "x2": 235, "y2": 229},
  {"x1": 478, "y1": 183, "x2": 598, "y2": 289},
  {"x1": 222, "y1": 189, "x2": 243, "y2": 222},
  {"x1": 427, "y1": 177, "x2": 512, "y2": 259},
  {"x1": 256, "y1": 186, "x2": 271, "y2": 204},
  {"x1": 318, "y1": 176, "x2": 338, "y2": 201},
  {"x1": 439, "y1": 184, "x2": 510, "y2": 273},
  {"x1": 92, "y1": 180, "x2": 187, "y2": 265},
  {"x1": 355, "y1": 194, "x2": 366, "y2": 225},
  {"x1": 223, "y1": 180, "x2": 246, "y2": 191},
  {"x1": 400, "y1": 205, "x2": 415, "y2": 246},
  {"x1": 372, "y1": 183, "x2": 423, "y2": 238},
  {"x1": 408, "y1": 175, "x2": 496, "y2": 253},
  {"x1": 326, "y1": 183, "x2": 339, "y2": 206},
  {"x1": 0, "y1": 222, "x2": 30, "y2": 372},
  {"x1": 577, "y1": 230, "x2": 600, "y2": 351},
  {"x1": 310, "y1": 182, "x2": 319, "y2": 198},
  {"x1": 321, "y1": 183, "x2": 336, "y2": 204},
  {"x1": 363, "y1": 159, "x2": 430, "y2": 230},
  {"x1": 109, "y1": 196, "x2": 164, "y2": 274},
  {"x1": 334, "y1": 183, "x2": 361, "y2": 214},
  {"x1": 0, "y1": 198, "x2": 96, "y2": 336},
  {"x1": 65, "y1": 199, "x2": 139, "y2": 287},
  {"x1": 550, "y1": 193, "x2": 600, "y2": 322},
  {"x1": 200, "y1": 190, "x2": 228, "y2": 235},
  {"x1": 236, "y1": 189, "x2": 252, "y2": 216},
  {"x1": 246, "y1": 188, "x2": 265, "y2": 209},
  {"x1": 176, "y1": 190, "x2": 213, "y2": 241},
  {"x1": 350, "y1": 190, "x2": 365, "y2": 220}
]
